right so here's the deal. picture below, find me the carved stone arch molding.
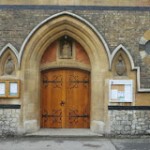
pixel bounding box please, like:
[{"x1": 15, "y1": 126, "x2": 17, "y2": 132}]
[
  {"x1": 0, "y1": 43, "x2": 18, "y2": 76},
  {"x1": 111, "y1": 44, "x2": 135, "y2": 70},
  {"x1": 20, "y1": 11, "x2": 110, "y2": 134},
  {"x1": 112, "y1": 52, "x2": 127, "y2": 77},
  {"x1": 111, "y1": 48, "x2": 133, "y2": 77},
  {"x1": 110, "y1": 44, "x2": 150, "y2": 92},
  {"x1": 111, "y1": 44, "x2": 136, "y2": 83}
]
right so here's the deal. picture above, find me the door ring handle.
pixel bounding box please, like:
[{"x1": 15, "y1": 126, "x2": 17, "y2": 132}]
[{"x1": 60, "y1": 100, "x2": 65, "y2": 106}]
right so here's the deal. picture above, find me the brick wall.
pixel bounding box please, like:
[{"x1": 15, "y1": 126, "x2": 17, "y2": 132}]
[
  {"x1": 75, "y1": 42, "x2": 90, "y2": 65},
  {"x1": 41, "y1": 39, "x2": 90, "y2": 65},
  {"x1": 41, "y1": 41, "x2": 57, "y2": 64}
]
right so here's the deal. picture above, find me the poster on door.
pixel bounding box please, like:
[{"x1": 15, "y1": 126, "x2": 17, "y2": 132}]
[{"x1": 109, "y1": 80, "x2": 133, "y2": 102}]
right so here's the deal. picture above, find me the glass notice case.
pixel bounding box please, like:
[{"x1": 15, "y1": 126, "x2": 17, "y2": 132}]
[
  {"x1": 109, "y1": 80, "x2": 133, "y2": 102},
  {"x1": 0, "y1": 80, "x2": 20, "y2": 98}
]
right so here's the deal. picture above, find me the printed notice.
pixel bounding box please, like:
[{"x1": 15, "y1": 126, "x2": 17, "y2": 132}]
[
  {"x1": 109, "y1": 80, "x2": 133, "y2": 102},
  {"x1": 124, "y1": 84, "x2": 132, "y2": 102},
  {"x1": 111, "y1": 90, "x2": 118, "y2": 99},
  {"x1": 10, "y1": 83, "x2": 18, "y2": 96},
  {"x1": 118, "y1": 91, "x2": 125, "y2": 102},
  {"x1": 0, "y1": 83, "x2": 5, "y2": 96}
]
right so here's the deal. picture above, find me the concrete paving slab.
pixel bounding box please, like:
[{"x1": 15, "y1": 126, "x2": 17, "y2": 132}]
[
  {"x1": 111, "y1": 138, "x2": 150, "y2": 150},
  {"x1": 0, "y1": 137, "x2": 116, "y2": 150},
  {"x1": 0, "y1": 137, "x2": 150, "y2": 150}
]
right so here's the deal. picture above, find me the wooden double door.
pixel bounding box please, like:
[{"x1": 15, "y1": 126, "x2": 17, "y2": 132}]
[{"x1": 41, "y1": 69, "x2": 90, "y2": 128}]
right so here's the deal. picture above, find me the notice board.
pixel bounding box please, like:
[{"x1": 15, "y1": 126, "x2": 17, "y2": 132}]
[
  {"x1": 0, "y1": 80, "x2": 20, "y2": 98},
  {"x1": 109, "y1": 80, "x2": 133, "y2": 102}
]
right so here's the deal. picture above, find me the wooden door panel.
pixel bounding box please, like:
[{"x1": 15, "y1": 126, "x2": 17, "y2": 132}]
[
  {"x1": 41, "y1": 69, "x2": 90, "y2": 128},
  {"x1": 66, "y1": 70, "x2": 90, "y2": 128},
  {"x1": 41, "y1": 70, "x2": 64, "y2": 128}
]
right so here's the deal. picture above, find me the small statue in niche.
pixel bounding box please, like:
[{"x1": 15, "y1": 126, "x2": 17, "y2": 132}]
[
  {"x1": 4, "y1": 57, "x2": 15, "y2": 75},
  {"x1": 115, "y1": 55, "x2": 127, "y2": 76},
  {"x1": 60, "y1": 36, "x2": 72, "y2": 59}
]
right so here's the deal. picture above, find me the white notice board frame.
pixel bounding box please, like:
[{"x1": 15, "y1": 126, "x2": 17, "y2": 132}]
[{"x1": 109, "y1": 80, "x2": 133, "y2": 102}]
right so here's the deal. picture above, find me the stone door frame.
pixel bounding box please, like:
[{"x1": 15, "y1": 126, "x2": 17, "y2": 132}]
[{"x1": 20, "y1": 11, "x2": 109, "y2": 134}]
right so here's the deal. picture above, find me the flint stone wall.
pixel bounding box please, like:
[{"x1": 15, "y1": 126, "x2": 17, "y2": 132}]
[
  {"x1": 0, "y1": 6, "x2": 150, "y2": 88},
  {"x1": 0, "y1": 108, "x2": 20, "y2": 136},
  {"x1": 109, "y1": 110, "x2": 150, "y2": 135}
]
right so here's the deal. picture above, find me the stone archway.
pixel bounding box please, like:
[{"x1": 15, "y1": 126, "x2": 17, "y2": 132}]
[
  {"x1": 40, "y1": 37, "x2": 91, "y2": 129},
  {"x1": 20, "y1": 12, "x2": 109, "y2": 134}
]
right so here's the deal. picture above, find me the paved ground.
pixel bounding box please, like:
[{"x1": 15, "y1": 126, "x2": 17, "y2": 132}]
[{"x1": 0, "y1": 137, "x2": 150, "y2": 150}]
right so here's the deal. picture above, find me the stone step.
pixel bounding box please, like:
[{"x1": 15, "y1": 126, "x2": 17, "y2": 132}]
[{"x1": 25, "y1": 129, "x2": 103, "y2": 138}]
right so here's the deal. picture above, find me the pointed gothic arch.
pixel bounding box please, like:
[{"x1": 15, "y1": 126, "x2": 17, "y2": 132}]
[
  {"x1": 20, "y1": 11, "x2": 110, "y2": 133},
  {"x1": 20, "y1": 11, "x2": 110, "y2": 67},
  {"x1": 111, "y1": 44, "x2": 135, "y2": 70},
  {"x1": 0, "y1": 43, "x2": 19, "y2": 62},
  {"x1": 110, "y1": 44, "x2": 150, "y2": 92},
  {"x1": 0, "y1": 44, "x2": 18, "y2": 75}
]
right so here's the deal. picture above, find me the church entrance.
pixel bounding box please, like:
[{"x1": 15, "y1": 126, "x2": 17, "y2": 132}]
[{"x1": 41, "y1": 68, "x2": 90, "y2": 128}]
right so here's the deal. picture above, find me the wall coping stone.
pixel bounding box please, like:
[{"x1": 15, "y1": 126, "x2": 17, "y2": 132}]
[
  {"x1": 108, "y1": 106, "x2": 150, "y2": 110},
  {"x1": 0, "y1": 5, "x2": 149, "y2": 11},
  {"x1": 0, "y1": 104, "x2": 21, "y2": 109}
]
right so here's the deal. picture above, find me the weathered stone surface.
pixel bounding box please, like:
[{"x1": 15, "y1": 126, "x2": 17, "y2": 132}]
[
  {"x1": 109, "y1": 110, "x2": 150, "y2": 135},
  {"x1": 0, "y1": 8, "x2": 149, "y2": 87},
  {"x1": 0, "y1": 0, "x2": 150, "y2": 6},
  {"x1": 0, "y1": 6, "x2": 150, "y2": 136},
  {"x1": 146, "y1": 130, "x2": 150, "y2": 134},
  {"x1": 0, "y1": 109, "x2": 20, "y2": 136},
  {"x1": 91, "y1": 120, "x2": 105, "y2": 134},
  {"x1": 0, "y1": 110, "x2": 3, "y2": 115}
]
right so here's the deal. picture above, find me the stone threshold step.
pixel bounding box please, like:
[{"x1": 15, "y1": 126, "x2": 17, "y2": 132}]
[{"x1": 25, "y1": 129, "x2": 103, "y2": 138}]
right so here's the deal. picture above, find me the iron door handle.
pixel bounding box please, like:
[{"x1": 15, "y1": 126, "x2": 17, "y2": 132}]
[{"x1": 60, "y1": 100, "x2": 65, "y2": 106}]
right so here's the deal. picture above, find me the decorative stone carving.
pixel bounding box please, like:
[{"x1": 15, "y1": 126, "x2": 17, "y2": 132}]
[
  {"x1": 60, "y1": 36, "x2": 72, "y2": 59},
  {"x1": 115, "y1": 55, "x2": 126, "y2": 76},
  {"x1": 4, "y1": 57, "x2": 15, "y2": 75}
]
